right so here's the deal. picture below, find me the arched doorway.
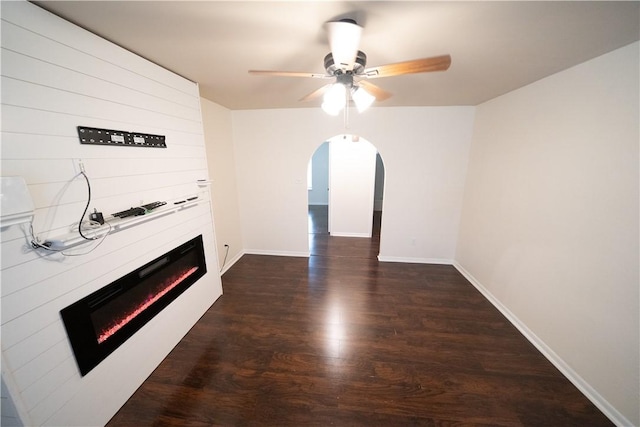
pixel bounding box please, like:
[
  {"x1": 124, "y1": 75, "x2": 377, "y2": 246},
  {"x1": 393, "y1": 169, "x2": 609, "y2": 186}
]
[{"x1": 307, "y1": 134, "x2": 385, "y2": 257}]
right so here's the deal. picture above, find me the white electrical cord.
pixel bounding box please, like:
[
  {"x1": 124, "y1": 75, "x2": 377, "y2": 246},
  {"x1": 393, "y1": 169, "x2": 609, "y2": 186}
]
[
  {"x1": 30, "y1": 170, "x2": 110, "y2": 256},
  {"x1": 30, "y1": 220, "x2": 112, "y2": 256}
]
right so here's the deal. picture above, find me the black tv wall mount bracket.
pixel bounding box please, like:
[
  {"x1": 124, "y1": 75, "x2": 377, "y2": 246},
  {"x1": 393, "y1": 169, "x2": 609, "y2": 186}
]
[{"x1": 77, "y1": 126, "x2": 166, "y2": 148}]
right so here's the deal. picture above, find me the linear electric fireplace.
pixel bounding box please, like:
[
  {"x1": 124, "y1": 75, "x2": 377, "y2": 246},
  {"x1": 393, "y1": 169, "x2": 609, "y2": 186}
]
[{"x1": 61, "y1": 235, "x2": 206, "y2": 376}]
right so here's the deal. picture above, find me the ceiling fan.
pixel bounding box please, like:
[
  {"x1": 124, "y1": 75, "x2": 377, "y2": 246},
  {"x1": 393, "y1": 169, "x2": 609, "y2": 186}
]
[{"x1": 249, "y1": 18, "x2": 451, "y2": 115}]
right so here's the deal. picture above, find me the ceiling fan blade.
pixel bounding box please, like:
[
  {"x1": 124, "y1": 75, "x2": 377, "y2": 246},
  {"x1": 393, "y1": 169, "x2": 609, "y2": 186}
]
[
  {"x1": 363, "y1": 54, "x2": 451, "y2": 79},
  {"x1": 326, "y1": 19, "x2": 363, "y2": 71},
  {"x1": 249, "y1": 70, "x2": 329, "y2": 79},
  {"x1": 358, "y1": 80, "x2": 392, "y2": 101},
  {"x1": 299, "y1": 84, "x2": 332, "y2": 102}
]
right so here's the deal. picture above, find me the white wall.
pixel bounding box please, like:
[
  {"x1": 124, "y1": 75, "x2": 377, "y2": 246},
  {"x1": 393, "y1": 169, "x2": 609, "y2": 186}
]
[
  {"x1": 308, "y1": 141, "x2": 329, "y2": 206},
  {"x1": 455, "y1": 42, "x2": 639, "y2": 426},
  {"x1": 0, "y1": 2, "x2": 222, "y2": 425},
  {"x1": 308, "y1": 141, "x2": 384, "y2": 210},
  {"x1": 201, "y1": 97, "x2": 243, "y2": 273},
  {"x1": 231, "y1": 106, "x2": 475, "y2": 260},
  {"x1": 328, "y1": 136, "x2": 377, "y2": 238}
]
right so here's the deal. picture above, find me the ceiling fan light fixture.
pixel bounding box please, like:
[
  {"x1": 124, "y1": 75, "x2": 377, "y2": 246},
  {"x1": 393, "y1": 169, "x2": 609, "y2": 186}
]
[
  {"x1": 249, "y1": 19, "x2": 452, "y2": 117},
  {"x1": 322, "y1": 83, "x2": 346, "y2": 115},
  {"x1": 321, "y1": 101, "x2": 342, "y2": 116},
  {"x1": 352, "y1": 86, "x2": 375, "y2": 112}
]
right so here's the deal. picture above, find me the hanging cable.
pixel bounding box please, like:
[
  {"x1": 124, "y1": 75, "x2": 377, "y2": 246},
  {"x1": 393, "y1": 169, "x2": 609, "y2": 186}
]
[
  {"x1": 29, "y1": 170, "x2": 111, "y2": 256},
  {"x1": 78, "y1": 171, "x2": 98, "y2": 241},
  {"x1": 220, "y1": 244, "x2": 230, "y2": 272}
]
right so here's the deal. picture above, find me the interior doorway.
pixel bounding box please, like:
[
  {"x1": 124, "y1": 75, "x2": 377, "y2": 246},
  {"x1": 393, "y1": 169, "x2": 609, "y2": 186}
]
[{"x1": 307, "y1": 134, "x2": 385, "y2": 257}]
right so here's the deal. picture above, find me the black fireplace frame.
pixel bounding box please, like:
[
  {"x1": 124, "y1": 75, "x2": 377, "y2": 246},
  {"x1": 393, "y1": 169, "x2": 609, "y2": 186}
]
[{"x1": 61, "y1": 235, "x2": 207, "y2": 376}]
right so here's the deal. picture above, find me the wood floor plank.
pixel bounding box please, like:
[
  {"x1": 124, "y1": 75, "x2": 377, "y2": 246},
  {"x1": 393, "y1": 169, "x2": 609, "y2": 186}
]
[{"x1": 106, "y1": 207, "x2": 613, "y2": 426}]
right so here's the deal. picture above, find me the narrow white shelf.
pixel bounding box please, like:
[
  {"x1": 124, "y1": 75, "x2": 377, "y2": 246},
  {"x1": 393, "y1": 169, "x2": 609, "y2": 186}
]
[{"x1": 44, "y1": 197, "x2": 205, "y2": 250}]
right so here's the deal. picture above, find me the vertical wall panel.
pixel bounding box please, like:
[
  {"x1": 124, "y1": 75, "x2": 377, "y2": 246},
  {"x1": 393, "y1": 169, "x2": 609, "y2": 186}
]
[{"x1": 0, "y1": 2, "x2": 222, "y2": 425}]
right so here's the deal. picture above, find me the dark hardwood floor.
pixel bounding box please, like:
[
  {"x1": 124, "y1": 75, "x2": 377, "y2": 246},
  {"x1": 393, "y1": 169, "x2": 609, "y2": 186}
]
[{"x1": 107, "y1": 205, "x2": 612, "y2": 426}]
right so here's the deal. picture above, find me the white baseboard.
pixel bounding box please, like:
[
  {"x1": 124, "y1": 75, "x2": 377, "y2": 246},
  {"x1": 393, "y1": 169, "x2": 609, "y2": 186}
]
[
  {"x1": 219, "y1": 249, "x2": 309, "y2": 275},
  {"x1": 330, "y1": 232, "x2": 371, "y2": 238},
  {"x1": 452, "y1": 261, "x2": 633, "y2": 427},
  {"x1": 244, "y1": 249, "x2": 310, "y2": 258},
  {"x1": 377, "y1": 255, "x2": 452, "y2": 265}
]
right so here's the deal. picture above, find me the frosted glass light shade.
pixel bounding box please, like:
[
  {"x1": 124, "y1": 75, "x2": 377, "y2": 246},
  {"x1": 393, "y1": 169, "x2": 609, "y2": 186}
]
[
  {"x1": 322, "y1": 84, "x2": 346, "y2": 115},
  {"x1": 352, "y1": 86, "x2": 375, "y2": 112},
  {"x1": 326, "y1": 20, "x2": 363, "y2": 70}
]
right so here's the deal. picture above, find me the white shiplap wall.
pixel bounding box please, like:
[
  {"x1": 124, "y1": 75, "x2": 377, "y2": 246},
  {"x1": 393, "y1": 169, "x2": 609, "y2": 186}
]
[{"x1": 0, "y1": 2, "x2": 223, "y2": 425}]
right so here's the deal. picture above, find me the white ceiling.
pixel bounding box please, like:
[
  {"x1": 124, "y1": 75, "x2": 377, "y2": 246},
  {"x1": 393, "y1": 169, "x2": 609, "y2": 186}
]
[{"x1": 32, "y1": 1, "x2": 640, "y2": 110}]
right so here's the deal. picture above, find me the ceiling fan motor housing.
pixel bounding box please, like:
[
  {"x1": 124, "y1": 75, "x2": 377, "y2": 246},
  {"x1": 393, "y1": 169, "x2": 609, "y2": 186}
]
[
  {"x1": 324, "y1": 50, "x2": 367, "y2": 75},
  {"x1": 335, "y1": 73, "x2": 354, "y2": 88}
]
